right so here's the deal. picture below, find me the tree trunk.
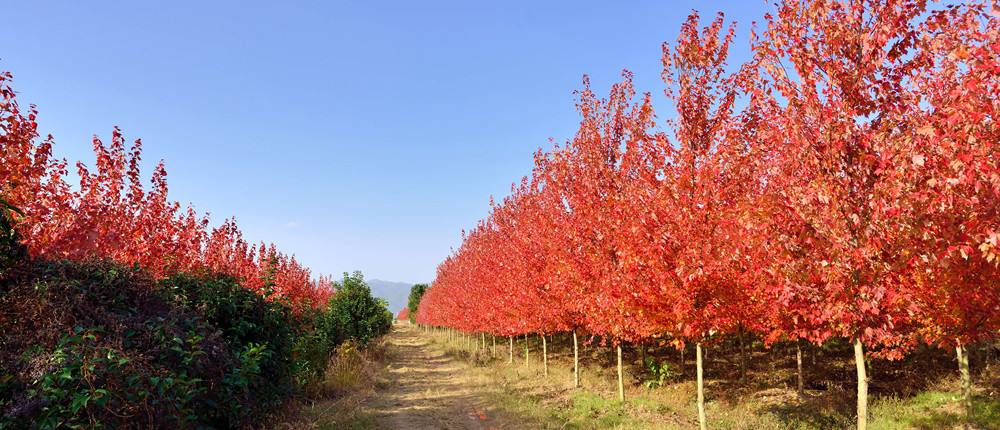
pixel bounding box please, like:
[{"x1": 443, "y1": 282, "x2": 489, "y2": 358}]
[
  {"x1": 640, "y1": 341, "x2": 646, "y2": 365},
  {"x1": 739, "y1": 330, "x2": 747, "y2": 380},
  {"x1": 796, "y1": 340, "x2": 804, "y2": 398},
  {"x1": 616, "y1": 344, "x2": 625, "y2": 402},
  {"x1": 573, "y1": 330, "x2": 580, "y2": 388},
  {"x1": 957, "y1": 341, "x2": 972, "y2": 427},
  {"x1": 524, "y1": 334, "x2": 529, "y2": 367},
  {"x1": 680, "y1": 345, "x2": 685, "y2": 375},
  {"x1": 508, "y1": 336, "x2": 513, "y2": 364},
  {"x1": 482, "y1": 332, "x2": 486, "y2": 351},
  {"x1": 854, "y1": 339, "x2": 868, "y2": 430},
  {"x1": 697, "y1": 342, "x2": 707, "y2": 430},
  {"x1": 542, "y1": 334, "x2": 548, "y2": 377},
  {"x1": 492, "y1": 334, "x2": 497, "y2": 358}
]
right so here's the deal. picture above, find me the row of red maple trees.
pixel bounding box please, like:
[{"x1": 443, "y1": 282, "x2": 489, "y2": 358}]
[
  {"x1": 416, "y1": 0, "x2": 997, "y2": 428},
  {"x1": 1, "y1": 71, "x2": 335, "y2": 310}
]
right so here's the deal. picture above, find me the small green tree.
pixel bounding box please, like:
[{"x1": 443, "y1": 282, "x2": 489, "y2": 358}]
[
  {"x1": 323, "y1": 271, "x2": 392, "y2": 345},
  {"x1": 407, "y1": 283, "x2": 428, "y2": 323}
]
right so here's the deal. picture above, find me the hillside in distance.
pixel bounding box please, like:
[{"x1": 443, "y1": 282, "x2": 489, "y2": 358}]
[{"x1": 367, "y1": 279, "x2": 414, "y2": 314}]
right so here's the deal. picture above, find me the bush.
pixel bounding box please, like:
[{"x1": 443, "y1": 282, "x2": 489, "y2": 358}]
[
  {"x1": 320, "y1": 272, "x2": 392, "y2": 347},
  {"x1": 0, "y1": 260, "x2": 241, "y2": 428},
  {"x1": 406, "y1": 283, "x2": 427, "y2": 324},
  {"x1": 0, "y1": 259, "x2": 392, "y2": 427},
  {"x1": 290, "y1": 308, "x2": 339, "y2": 386},
  {"x1": 159, "y1": 272, "x2": 297, "y2": 416}
]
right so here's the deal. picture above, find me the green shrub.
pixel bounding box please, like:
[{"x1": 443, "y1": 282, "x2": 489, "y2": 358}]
[
  {"x1": 290, "y1": 308, "x2": 339, "y2": 386},
  {"x1": 159, "y1": 272, "x2": 297, "y2": 415},
  {"x1": 321, "y1": 272, "x2": 392, "y2": 346},
  {"x1": 642, "y1": 357, "x2": 676, "y2": 389},
  {"x1": 0, "y1": 262, "x2": 388, "y2": 428},
  {"x1": 27, "y1": 327, "x2": 214, "y2": 429},
  {"x1": 406, "y1": 283, "x2": 428, "y2": 324},
  {"x1": 0, "y1": 260, "x2": 240, "y2": 429}
]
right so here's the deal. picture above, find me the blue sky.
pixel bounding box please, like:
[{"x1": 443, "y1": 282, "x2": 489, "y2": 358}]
[{"x1": 1, "y1": 1, "x2": 769, "y2": 283}]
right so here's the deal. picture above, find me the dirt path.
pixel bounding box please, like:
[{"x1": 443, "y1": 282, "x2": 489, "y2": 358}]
[{"x1": 371, "y1": 324, "x2": 502, "y2": 430}]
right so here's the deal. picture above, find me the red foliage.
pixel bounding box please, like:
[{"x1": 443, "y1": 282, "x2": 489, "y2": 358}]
[
  {"x1": 417, "y1": 0, "x2": 999, "y2": 360},
  {"x1": 0, "y1": 71, "x2": 333, "y2": 310}
]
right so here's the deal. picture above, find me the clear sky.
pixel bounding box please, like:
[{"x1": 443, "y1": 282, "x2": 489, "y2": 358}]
[{"x1": 1, "y1": 1, "x2": 770, "y2": 283}]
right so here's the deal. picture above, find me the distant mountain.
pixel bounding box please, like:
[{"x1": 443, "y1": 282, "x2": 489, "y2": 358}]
[{"x1": 367, "y1": 279, "x2": 414, "y2": 314}]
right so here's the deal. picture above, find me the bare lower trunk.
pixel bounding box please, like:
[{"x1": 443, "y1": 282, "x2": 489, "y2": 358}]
[
  {"x1": 739, "y1": 330, "x2": 747, "y2": 379},
  {"x1": 542, "y1": 334, "x2": 548, "y2": 377},
  {"x1": 855, "y1": 339, "x2": 868, "y2": 430},
  {"x1": 573, "y1": 330, "x2": 580, "y2": 388},
  {"x1": 957, "y1": 341, "x2": 972, "y2": 427},
  {"x1": 796, "y1": 340, "x2": 804, "y2": 398},
  {"x1": 492, "y1": 334, "x2": 497, "y2": 358},
  {"x1": 616, "y1": 344, "x2": 625, "y2": 402},
  {"x1": 524, "y1": 334, "x2": 529, "y2": 367},
  {"x1": 481, "y1": 332, "x2": 486, "y2": 351},
  {"x1": 680, "y1": 345, "x2": 685, "y2": 375},
  {"x1": 697, "y1": 342, "x2": 706, "y2": 430},
  {"x1": 508, "y1": 336, "x2": 513, "y2": 364}
]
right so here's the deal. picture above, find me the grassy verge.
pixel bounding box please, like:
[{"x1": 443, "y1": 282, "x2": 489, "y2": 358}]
[
  {"x1": 425, "y1": 330, "x2": 1000, "y2": 429},
  {"x1": 275, "y1": 339, "x2": 392, "y2": 430}
]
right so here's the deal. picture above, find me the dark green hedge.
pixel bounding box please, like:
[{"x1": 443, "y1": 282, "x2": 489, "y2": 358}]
[{"x1": 0, "y1": 206, "x2": 393, "y2": 428}]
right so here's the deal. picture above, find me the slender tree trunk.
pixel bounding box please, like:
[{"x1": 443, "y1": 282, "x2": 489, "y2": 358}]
[
  {"x1": 573, "y1": 330, "x2": 580, "y2": 388},
  {"x1": 542, "y1": 334, "x2": 548, "y2": 377},
  {"x1": 482, "y1": 332, "x2": 486, "y2": 351},
  {"x1": 680, "y1": 345, "x2": 685, "y2": 375},
  {"x1": 796, "y1": 340, "x2": 804, "y2": 398},
  {"x1": 854, "y1": 339, "x2": 868, "y2": 430},
  {"x1": 739, "y1": 330, "x2": 747, "y2": 380},
  {"x1": 524, "y1": 334, "x2": 529, "y2": 367},
  {"x1": 696, "y1": 342, "x2": 707, "y2": 430},
  {"x1": 508, "y1": 336, "x2": 513, "y2": 364},
  {"x1": 616, "y1": 344, "x2": 625, "y2": 402},
  {"x1": 492, "y1": 334, "x2": 497, "y2": 358},
  {"x1": 957, "y1": 341, "x2": 972, "y2": 427},
  {"x1": 640, "y1": 341, "x2": 646, "y2": 365}
]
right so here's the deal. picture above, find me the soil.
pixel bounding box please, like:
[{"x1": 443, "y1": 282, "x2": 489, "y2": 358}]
[{"x1": 371, "y1": 324, "x2": 505, "y2": 430}]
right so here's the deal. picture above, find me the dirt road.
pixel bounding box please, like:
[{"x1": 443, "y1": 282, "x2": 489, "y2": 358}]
[{"x1": 371, "y1": 324, "x2": 503, "y2": 430}]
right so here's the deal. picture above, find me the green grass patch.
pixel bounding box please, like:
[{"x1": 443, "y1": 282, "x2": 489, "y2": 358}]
[
  {"x1": 486, "y1": 385, "x2": 679, "y2": 429},
  {"x1": 871, "y1": 391, "x2": 1000, "y2": 430}
]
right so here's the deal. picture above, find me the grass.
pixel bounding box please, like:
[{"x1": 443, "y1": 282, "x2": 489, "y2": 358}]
[
  {"x1": 870, "y1": 391, "x2": 1000, "y2": 430},
  {"x1": 275, "y1": 327, "x2": 999, "y2": 429},
  {"x1": 426, "y1": 330, "x2": 1000, "y2": 430},
  {"x1": 275, "y1": 339, "x2": 391, "y2": 429}
]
